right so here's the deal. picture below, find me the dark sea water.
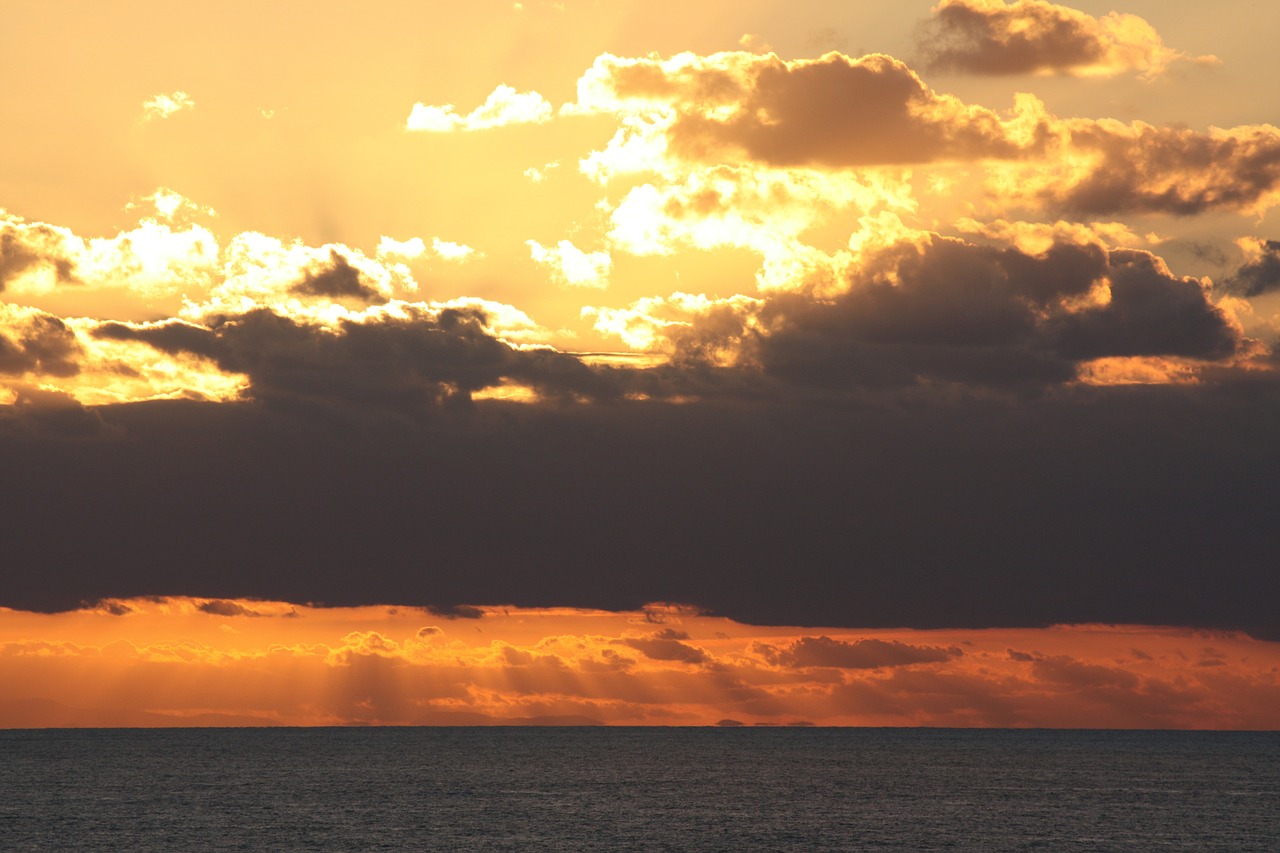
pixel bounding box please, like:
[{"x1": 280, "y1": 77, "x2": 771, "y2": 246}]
[{"x1": 1, "y1": 727, "x2": 1277, "y2": 851}]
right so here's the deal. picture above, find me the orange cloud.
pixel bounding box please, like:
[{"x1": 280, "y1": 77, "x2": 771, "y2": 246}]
[{"x1": 1, "y1": 598, "x2": 1276, "y2": 729}]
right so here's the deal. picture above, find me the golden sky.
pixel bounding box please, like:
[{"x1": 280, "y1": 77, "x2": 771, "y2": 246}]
[
  {"x1": 2, "y1": 1, "x2": 1280, "y2": 727},
  {"x1": 4, "y1": 598, "x2": 1278, "y2": 729}
]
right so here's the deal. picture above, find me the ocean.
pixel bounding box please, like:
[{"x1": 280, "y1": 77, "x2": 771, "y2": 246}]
[{"x1": 1, "y1": 727, "x2": 1276, "y2": 851}]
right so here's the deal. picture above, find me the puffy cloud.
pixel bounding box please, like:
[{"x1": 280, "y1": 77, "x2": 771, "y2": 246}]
[
  {"x1": 600, "y1": 222, "x2": 1243, "y2": 389},
  {"x1": 0, "y1": 209, "x2": 218, "y2": 298},
  {"x1": 991, "y1": 121, "x2": 1280, "y2": 216},
  {"x1": 376, "y1": 236, "x2": 477, "y2": 263},
  {"x1": 919, "y1": 0, "x2": 1217, "y2": 79},
  {"x1": 573, "y1": 51, "x2": 1044, "y2": 171},
  {"x1": 431, "y1": 237, "x2": 478, "y2": 262},
  {"x1": 571, "y1": 50, "x2": 1280, "y2": 218},
  {"x1": 0, "y1": 305, "x2": 83, "y2": 378},
  {"x1": 527, "y1": 239, "x2": 611, "y2": 288},
  {"x1": 141, "y1": 91, "x2": 195, "y2": 121},
  {"x1": 406, "y1": 84, "x2": 553, "y2": 132},
  {"x1": 94, "y1": 303, "x2": 622, "y2": 413}
]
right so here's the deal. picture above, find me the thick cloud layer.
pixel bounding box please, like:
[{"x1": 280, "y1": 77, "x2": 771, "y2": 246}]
[{"x1": 3, "y1": 374, "x2": 1279, "y2": 640}]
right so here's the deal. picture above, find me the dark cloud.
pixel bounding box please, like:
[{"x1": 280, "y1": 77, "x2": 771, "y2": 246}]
[
  {"x1": 759, "y1": 636, "x2": 962, "y2": 669},
  {"x1": 197, "y1": 599, "x2": 266, "y2": 617},
  {"x1": 1222, "y1": 240, "x2": 1280, "y2": 297},
  {"x1": 1047, "y1": 250, "x2": 1238, "y2": 361},
  {"x1": 620, "y1": 632, "x2": 708, "y2": 664},
  {"x1": 425, "y1": 604, "x2": 485, "y2": 620},
  {"x1": 96, "y1": 306, "x2": 628, "y2": 414},
  {"x1": 744, "y1": 237, "x2": 1238, "y2": 390},
  {"x1": 2, "y1": 373, "x2": 1279, "y2": 640},
  {"x1": 920, "y1": 0, "x2": 1105, "y2": 76},
  {"x1": 289, "y1": 250, "x2": 382, "y2": 303},
  {"x1": 1, "y1": 238, "x2": 1274, "y2": 643},
  {"x1": 0, "y1": 387, "x2": 115, "y2": 440}
]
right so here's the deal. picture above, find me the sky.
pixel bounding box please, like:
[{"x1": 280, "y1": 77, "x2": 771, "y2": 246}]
[{"x1": 2, "y1": 0, "x2": 1279, "y2": 728}]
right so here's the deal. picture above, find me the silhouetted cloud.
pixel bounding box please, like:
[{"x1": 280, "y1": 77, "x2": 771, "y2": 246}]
[
  {"x1": 724, "y1": 235, "x2": 1240, "y2": 389},
  {"x1": 758, "y1": 636, "x2": 962, "y2": 669},
  {"x1": 96, "y1": 305, "x2": 626, "y2": 414},
  {"x1": 620, "y1": 630, "x2": 708, "y2": 664},
  {"x1": 1222, "y1": 239, "x2": 1280, "y2": 297},
  {"x1": 289, "y1": 251, "x2": 383, "y2": 303}
]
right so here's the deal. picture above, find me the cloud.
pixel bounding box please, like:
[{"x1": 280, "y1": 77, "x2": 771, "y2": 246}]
[
  {"x1": 288, "y1": 250, "x2": 384, "y2": 304},
  {"x1": 757, "y1": 636, "x2": 963, "y2": 669},
  {"x1": 992, "y1": 121, "x2": 1280, "y2": 216},
  {"x1": 197, "y1": 599, "x2": 266, "y2": 617},
  {"x1": 606, "y1": 222, "x2": 1243, "y2": 389},
  {"x1": 1222, "y1": 238, "x2": 1280, "y2": 297},
  {"x1": 0, "y1": 223, "x2": 78, "y2": 290},
  {"x1": 619, "y1": 629, "x2": 708, "y2": 664},
  {"x1": 572, "y1": 50, "x2": 1280, "y2": 217},
  {"x1": 573, "y1": 51, "x2": 1042, "y2": 170},
  {"x1": 527, "y1": 239, "x2": 611, "y2": 288},
  {"x1": 0, "y1": 305, "x2": 83, "y2": 378},
  {"x1": 406, "y1": 85, "x2": 553, "y2": 132},
  {"x1": 918, "y1": 0, "x2": 1218, "y2": 79},
  {"x1": 94, "y1": 304, "x2": 623, "y2": 414},
  {"x1": 0, "y1": 208, "x2": 218, "y2": 298},
  {"x1": 141, "y1": 91, "x2": 195, "y2": 121}
]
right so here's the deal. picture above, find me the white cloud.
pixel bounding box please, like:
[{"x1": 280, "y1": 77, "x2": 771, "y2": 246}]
[
  {"x1": 141, "y1": 91, "x2": 195, "y2": 121},
  {"x1": 527, "y1": 239, "x2": 611, "y2": 288},
  {"x1": 405, "y1": 85, "x2": 553, "y2": 132}
]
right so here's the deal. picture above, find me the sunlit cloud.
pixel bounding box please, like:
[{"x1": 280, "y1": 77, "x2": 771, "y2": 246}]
[
  {"x1": 406, "y1": 84, "x2": 553, "y2": 132},
  {"x1": 141, "y1": 90, "x2": 195, "y2": 121},
  {"x1": 527, "y1": 239, "x2": 611, "y2": 288}
]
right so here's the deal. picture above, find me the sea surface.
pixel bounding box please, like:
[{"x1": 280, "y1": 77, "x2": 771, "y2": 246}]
[{"x1": 0, "y1": 727, "x2": 1277, "y2": 851}]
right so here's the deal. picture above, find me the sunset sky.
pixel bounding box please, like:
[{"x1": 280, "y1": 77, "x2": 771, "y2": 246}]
[{"x1": 2, "y1": 0, "x2": 1279, "y2": 728}]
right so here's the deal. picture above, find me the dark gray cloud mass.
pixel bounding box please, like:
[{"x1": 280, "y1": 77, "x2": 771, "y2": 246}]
[
  {"x1": 2, "y1": 375, "x2": 1278, "y2": 640},
  {"x1": 747, "y1": 238, "x2": 1239, "y2": 389}
]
